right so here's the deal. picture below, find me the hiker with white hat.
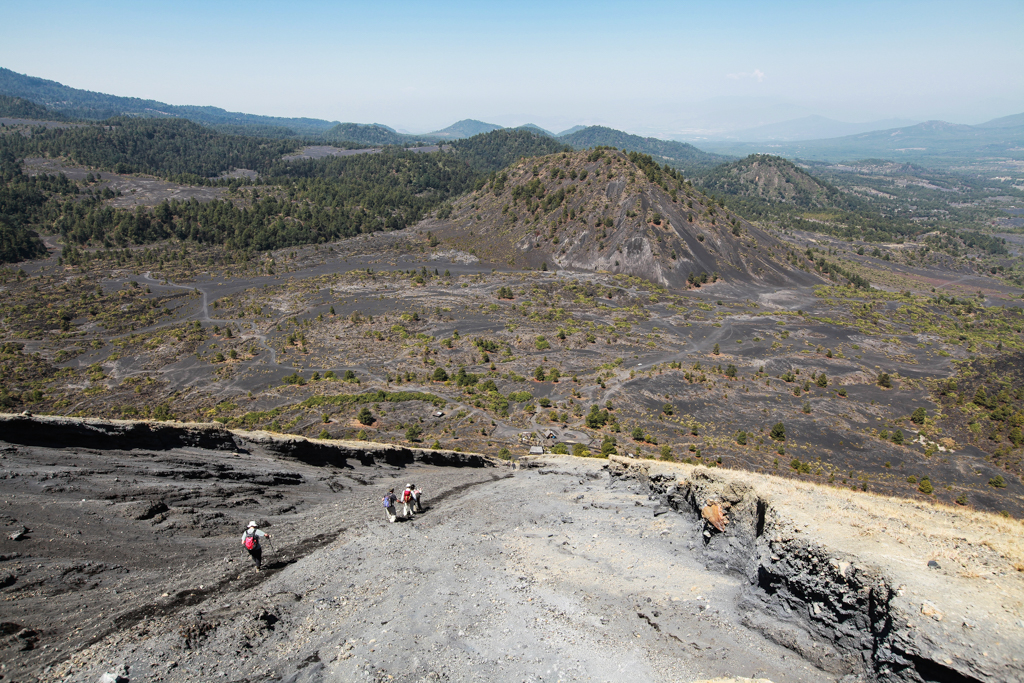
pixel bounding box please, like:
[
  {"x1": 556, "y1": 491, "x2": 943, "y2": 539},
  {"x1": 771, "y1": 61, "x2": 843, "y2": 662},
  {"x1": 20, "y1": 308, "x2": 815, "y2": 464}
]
[{"x1": 242, "y1": 521, "x2": 271, "y2": 571}]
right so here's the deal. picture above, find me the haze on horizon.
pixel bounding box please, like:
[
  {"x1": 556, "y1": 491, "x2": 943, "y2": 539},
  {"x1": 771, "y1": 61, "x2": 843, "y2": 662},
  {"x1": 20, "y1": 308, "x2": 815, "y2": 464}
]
[{"x1": 1, "y1": 0, "x2": 1021, "y2": 138}]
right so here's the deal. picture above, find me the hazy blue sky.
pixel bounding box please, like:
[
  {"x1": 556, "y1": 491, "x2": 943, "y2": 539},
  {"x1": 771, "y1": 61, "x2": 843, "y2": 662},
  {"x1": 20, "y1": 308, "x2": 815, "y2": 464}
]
[{"x1": 2, "y1": 0, "x2": 1021, "y2": 136}]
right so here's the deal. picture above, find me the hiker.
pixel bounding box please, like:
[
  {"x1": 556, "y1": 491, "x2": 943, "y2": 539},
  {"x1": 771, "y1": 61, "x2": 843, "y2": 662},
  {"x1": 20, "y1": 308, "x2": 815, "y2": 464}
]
[
  {"x1": 400, "y1": 484, "x2": 416, "y2": 518},
  {"x1": 242, "y1": 521, "x2": 271, "y2": 572},
  {"x1": 383, "y1": 488, "x2": 398, "y2": 523},
  {"x1": 410, "y1": 483, "x2": 423, "y2": 513}
]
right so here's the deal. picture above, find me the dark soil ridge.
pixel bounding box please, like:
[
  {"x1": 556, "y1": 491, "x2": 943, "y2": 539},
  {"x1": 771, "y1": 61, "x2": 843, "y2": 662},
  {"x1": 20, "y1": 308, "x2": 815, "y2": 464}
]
[
  {"x1": 0, "y1": 413, "x2": 498, "y2": 469},
  {"x1": 606, "y1": 456, "x2": 1019, "y2": 683}
]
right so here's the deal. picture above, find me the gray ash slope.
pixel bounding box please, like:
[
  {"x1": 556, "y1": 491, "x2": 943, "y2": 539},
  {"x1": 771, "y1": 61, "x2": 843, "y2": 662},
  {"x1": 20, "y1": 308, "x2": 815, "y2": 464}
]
[
  {"x1": 421, "y1": 148, "x2": 825, "y2": 291},
  {"x1": 3, "y1": 416, "x2": 1021, "y2": 683}
]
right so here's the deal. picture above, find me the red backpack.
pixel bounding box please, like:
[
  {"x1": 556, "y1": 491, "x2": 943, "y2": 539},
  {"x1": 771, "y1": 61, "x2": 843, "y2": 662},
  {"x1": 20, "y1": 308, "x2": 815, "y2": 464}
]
[
  {"x1": 401, "y1": 489, "x2": 412, "y2": 502},
  {"x1": 243, "y1": 529, "x2": 258, "y2": 550}
]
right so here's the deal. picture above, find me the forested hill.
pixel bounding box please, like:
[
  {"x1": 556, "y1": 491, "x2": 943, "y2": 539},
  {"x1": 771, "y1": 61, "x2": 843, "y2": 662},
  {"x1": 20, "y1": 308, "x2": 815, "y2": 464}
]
[
  {"x1": 559, "y1": 126, "x2": 728, "y2": 173},
  {"x1": 0, "y1": 94, "x2": 66, "y2": 121},
  {"x1": 0, "y1": 118, "x2": 301, "y2": 178},
  {"x1": 694, "y1": 154, "x2": 971, "y2": 246},
  {"x1": 0, "y1": 122, "x2": 567, "y2": 262},
  {"x1": 427, "y1": 119, "x2": 503, "y2": 139},
  {"x1": 699, "y1": 154, "x2": 850, "y2": 209},
  {"x1": 0, "y1": 150, "x2": 71, "y2": 262},
  {"x1": 320, "y1": 123, "x2": 424, "y2": 147},
  {"x1": 0, "y1": 68, "x2": 338, "y2": 137}
]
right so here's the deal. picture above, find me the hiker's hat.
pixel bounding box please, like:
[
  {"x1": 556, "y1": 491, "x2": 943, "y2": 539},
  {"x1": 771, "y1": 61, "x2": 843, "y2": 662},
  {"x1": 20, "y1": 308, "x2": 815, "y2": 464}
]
[
  {"x1": 406, "y1": 483, "x2": 413, "y2": 488},
  {"x1": 248, "y1": 521, "x2": 257, "y2": 528}
]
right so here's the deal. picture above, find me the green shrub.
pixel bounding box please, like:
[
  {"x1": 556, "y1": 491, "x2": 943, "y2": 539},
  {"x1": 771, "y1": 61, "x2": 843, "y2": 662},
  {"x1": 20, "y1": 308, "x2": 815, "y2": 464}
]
[
  {"x1": 535, "y1": 336, "x2": 550, "y2": 350},
  {"x1": 877, "y1": 373, "x2": 892, "y2": 388},
  {"x1": 989, "y1": 475, "x2": 1007, "y2": 488},
  {"x1": 911, "y1": 407, "x2": 926, "y2": 424},
  {"x1": 405, "y1": 424, "x2": 423, "y2": 442},
  {"x1": 770, "y1": 422, "x2": 786, "y2": 441},
  {"x1": 586, "y1": 405, "x2": 610, "y2": 428},
  {"x1": 357, "y1": 406, "x2": 374, "y2": 425},
  {"x1": 918, "y1": 478, "x2": 933, "y2": 494},
  {"x1": 552, "y1": 443, "x2": 569, "y2": 455}
]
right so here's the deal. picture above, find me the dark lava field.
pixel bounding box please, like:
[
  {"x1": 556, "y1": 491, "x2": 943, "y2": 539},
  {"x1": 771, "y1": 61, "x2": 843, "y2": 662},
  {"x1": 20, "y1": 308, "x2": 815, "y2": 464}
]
[
  {"x1": 2, "y1": 214, "x2": 1023, "y2": 517},
  {"x1": 1, "y1": 141, "x2": 1023, "y2": 683}
]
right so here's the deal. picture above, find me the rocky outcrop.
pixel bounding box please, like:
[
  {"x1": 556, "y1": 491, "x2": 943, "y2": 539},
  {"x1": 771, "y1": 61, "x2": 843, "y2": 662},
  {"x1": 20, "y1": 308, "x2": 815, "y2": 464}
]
[
  {"x1": 0, "y1": 414, "x2": 499, "y2": 469},
  {"x1": 607, "y1": 456, "x2": 1020, "y2": 683},
  {"x1": 0, "y1": 414, "x2": 241, "y2": 452}
]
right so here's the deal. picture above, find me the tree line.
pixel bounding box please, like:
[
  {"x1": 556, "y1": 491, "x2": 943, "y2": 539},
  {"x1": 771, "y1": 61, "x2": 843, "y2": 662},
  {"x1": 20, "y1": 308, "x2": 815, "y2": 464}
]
[{"x1": 0, "y1": 123, "x2": 567, "y2": 261}]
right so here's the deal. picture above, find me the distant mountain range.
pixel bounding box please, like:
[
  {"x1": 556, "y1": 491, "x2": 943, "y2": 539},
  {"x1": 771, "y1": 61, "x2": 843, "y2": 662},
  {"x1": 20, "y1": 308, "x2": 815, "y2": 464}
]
[
  {"x1": 2, "y1": 67, "x2": 1021, "y2": 169},
  {"x1": 557, "y1": 126, "x2": 727, "y2": 172},
  {"x1": 696, "y1": 116, "x2": 1024, "y2": 165},
  {"x1": 715, "y1": 115, "x2": 921, "y2": 142}
]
